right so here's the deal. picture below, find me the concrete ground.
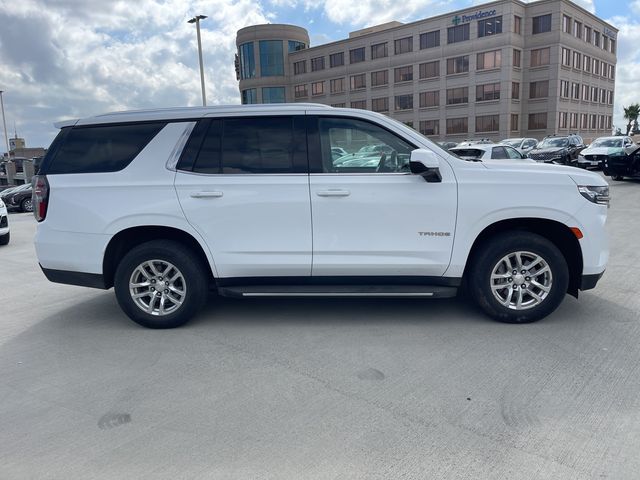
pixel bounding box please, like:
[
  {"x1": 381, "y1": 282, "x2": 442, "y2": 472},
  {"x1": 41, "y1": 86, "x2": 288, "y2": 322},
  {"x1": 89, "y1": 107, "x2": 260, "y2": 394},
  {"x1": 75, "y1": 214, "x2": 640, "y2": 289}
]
[{"x1": 1, "y1": 176, "x2": 639, "y2": 479}]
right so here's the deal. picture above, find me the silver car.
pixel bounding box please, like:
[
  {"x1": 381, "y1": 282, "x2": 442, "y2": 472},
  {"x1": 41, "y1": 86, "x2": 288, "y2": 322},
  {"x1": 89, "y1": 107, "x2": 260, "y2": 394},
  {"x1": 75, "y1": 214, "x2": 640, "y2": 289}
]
[
  {"x1": 499, "y1": 138, "x2": 538, "y2": 155},
  {"x1": 578, "y1": 136, "x2": 636, "y2": 169}
]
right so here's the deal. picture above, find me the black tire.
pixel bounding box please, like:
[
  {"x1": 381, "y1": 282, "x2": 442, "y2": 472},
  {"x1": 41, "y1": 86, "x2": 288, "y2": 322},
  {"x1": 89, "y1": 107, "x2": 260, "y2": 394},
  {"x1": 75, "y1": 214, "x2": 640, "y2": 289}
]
[
  {"x1": 613, "y1": 175, "x2": 624, "y2": 181},
  {"x1": 21, "y1": 198, "x2": 33, "y2": 213},
  {"x1": 0, "y1": 231, "x2": 9, "y2": 246},
  {"x1": 468, "y1": 232, "x2": 569, "y2": 324},
  {"x1": 114, "y1": 240, "x2": 209, "y2": 328}
]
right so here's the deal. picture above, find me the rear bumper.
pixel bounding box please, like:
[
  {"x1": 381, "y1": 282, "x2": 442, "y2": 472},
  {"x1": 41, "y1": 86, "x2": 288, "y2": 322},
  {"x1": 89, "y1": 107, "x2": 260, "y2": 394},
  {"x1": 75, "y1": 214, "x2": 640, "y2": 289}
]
[
  {"x1": 581, "y1": 271, "x2": 604, "y2": 291},
  {"x1": 40, "y1": 266, "x2": 108, "y2": 289}
]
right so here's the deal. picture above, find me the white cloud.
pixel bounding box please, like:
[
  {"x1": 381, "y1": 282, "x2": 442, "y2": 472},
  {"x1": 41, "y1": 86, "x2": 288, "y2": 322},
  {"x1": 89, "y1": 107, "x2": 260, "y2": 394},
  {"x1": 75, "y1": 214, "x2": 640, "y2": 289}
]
[{"x1": 318, "y1": 0, "x2": 448, "y2": 27}]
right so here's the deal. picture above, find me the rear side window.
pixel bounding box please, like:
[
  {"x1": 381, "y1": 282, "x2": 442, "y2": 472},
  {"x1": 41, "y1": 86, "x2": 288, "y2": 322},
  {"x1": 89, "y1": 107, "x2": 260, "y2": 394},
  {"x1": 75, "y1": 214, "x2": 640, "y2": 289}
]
[{"x1": 45, "y1": 122, "x2": 166, "y2": 174}]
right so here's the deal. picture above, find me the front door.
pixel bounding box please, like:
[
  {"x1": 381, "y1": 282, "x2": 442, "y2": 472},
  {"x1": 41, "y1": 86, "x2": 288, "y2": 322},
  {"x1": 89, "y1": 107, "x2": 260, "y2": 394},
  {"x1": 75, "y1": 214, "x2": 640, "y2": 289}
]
[
  {"x1": 174, "y1": 115, "x2": 312, "y2": 278},
  {"x1": 308, "y1": 115, "x2": 457, "y2": 277}
]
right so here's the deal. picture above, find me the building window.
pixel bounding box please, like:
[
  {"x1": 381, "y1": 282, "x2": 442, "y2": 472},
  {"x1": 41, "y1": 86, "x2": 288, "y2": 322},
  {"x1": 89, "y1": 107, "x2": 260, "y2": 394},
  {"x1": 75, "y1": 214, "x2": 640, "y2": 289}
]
[
  {"x1": 512, "y1": 82, "x2": 520, "y2": 99},
  {"x1": 394, "y1": 65, "x2": 413, "y2": 83},
  {"x1": 478, "y1": 16, "x2": 502, "y2": 37},
  {"x1": 583, "y1": 55, "x2": 591, "y2": 73},
  {"x1": 349, "y1": 47, "x2": 365, "y2": 64},
  {"x1": 329, "y1": 52, "x2": 344, "y2": 68},
  {"x1": 419, "y1": 91, "x2": 439, "y2": 108},
  {"x1": 331, "y1": 103, "x2": 345, "y2": 108},
  {"x1": 293, "y1": 60, "x2": 306, "y2": 75},
  {"x1": 571, "y1": 82, "x2": 580, "y2": 100},
  {"x1": 561, "y1": 48, "x2": 571, "y2": 67},
  {"x1": 607, "y1": 90, "x2": 614, "y2": 105},
  {"x1": 573, "y1": 51, "x2": 581, "y2": 69},
  {"x1": 330, "y1": 77, "x2": 345, "y2": 94},
  {"x1": 593, "y1": 30, "x2": 601, "y2": 47},
  {"x1": 446, "y1": 87, "x2": 468, "y2": 105},
  {"x1": 609, "y1": 64, "x2": 615, "y2": 79},
  {"x1": 394, "y1": 37, "x2": 413, "y2": 54},
  {"x1": 562, "y1": 15, "x2": 571, "y2": 33},
  {"x1": 513, "y1": 49, "x2": 521, "y2": 67},
  {"x1": 529, "y1": 81, "x2": 549, "y2": 99},
  {"x1": 447, "y1": 24, "x2": 469, "y2": 44},
  {"x1": 574, "y1": 20, "x2": 582, "y2": 37},
  {"x1": 262, "y1": 86, "x2": 285, "y2": 103},
  {"x1": 477, "y1": 50, "x2": 501, "y2": 70},
  {"x1": 350, "y1": 100, "x2": 366, "y2": 109},
  {"x1": 570, "y1": 112, "x2": 578, "y2": 129},
  {"x1": 238, "y1": 42, "x2": 255, "y2": 80},
  {"x1": 311, "y1": 57, "x2": 325, "y2": 72},
  {"x1": 372, "y1": 97, "x2": 389, "y2": 112},
  {"x1": 419, "y1": 61, "x2": 440, "y2": 79},
  {"x1": 370, "y1": 42, "x2": 388, "y2": 59},
  {"x1": 528, "y1": 112, "x2": 547, "y2": 130},
  {"x1": 610, "y1": 39, "x2": 616, "y2": 54},
  {"x1": 590, "y1": 114, "x2": 597, "y2": 129},
  {"x1": 350, "y1": 73, "x2": 366, "y2": 90},
  {"x1": 394, "y1": 94, "x2": 413, "y2": 111},
  {"x1": 419, "y1": 30, "x2": 440, "y2": 49},
  {"x1": 584, "y1": 26, "x2": 591, "y2": 43},
  {"x1": 476, "y1": 115, "x2": 499, "y2": 132},
  {"x1": 259, "y1": 40, "x2": 284, "y2": 76},
  {"x1": 600, "y1": 88, "x2": 606, "y2": 104},
  {"x1": 371, "y1": 70, "x2": 388, "y2": 87},
  {"x1": 419, "y1": 120, "x2": 439, "y2": 135},
  {"x1": 476, "y1": 83, "x2": 500, "y2": 102},
  {"x1": 511, "y1": 114, "x2": 519, "y2": 131},
  {"x1": 532, "y1": 14, "x2": 552, "y2": 34},
  {"x1": 560, "y1": 80, "x2": 569, "y2": 98},
  {"x1": 603, "y1": 36, "x2": 609, "y2": 51},
  {"x1": 446, "y1": 55, "x2": 469, "y2": 74},
  {"x1": 607, "y1": 116, "x2": 612, "y2": 129},
  {"x1": 294, "y1": 84, "x2": 308, "y2": 98},
  {"x1": 311, "y1": 81, "x2": 324, "y2": 96},
  {"x1": 530, "y1": 47, "x2": 550, "y2": 67},
  {"x1": 559, "y1": 112, "x2": 568, "y2": 129},
  {"x1": 592, "y1": 58, "x2": 599, "y2": 76},
  {"x1": 241, "y1": 88, "x2": 257, "y2": 104},
  {"x1": 581, "y1": 84, "x2": 589, "y2": 101},
  {"x1": 446, "y1": 117, "x2": 468, "y2": 135},
  {"x1": 514, "y1": 15, "x2": 522, "y2": 34},
  {"x1": 580, "y1": 113, "x2": 587, "y2": 129},
  {"x1": 288, "y1": 40, "x2": 306, "y2": 52}
]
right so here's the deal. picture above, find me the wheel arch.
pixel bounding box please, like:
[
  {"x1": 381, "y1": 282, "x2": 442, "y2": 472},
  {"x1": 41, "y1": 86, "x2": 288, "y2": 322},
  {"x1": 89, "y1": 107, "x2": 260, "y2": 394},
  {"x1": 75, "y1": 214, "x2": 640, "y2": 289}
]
[
  {"x1": 103, "y1": 226, "x2": 215, "y2": 289},
  {"x1": 464, "y1": 218, "x2": 583, "y2": 297}
]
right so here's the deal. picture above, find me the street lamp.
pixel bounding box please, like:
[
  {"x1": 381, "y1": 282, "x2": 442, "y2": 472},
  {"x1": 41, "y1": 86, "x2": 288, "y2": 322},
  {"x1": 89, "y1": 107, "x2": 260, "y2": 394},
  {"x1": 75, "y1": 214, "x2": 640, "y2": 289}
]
[
  {"x1": 0, "y1": 91, "x2": 10, "y2": 158},
  {"x1": 188, "y1": 15, "x2": 208, "y2": 106}
]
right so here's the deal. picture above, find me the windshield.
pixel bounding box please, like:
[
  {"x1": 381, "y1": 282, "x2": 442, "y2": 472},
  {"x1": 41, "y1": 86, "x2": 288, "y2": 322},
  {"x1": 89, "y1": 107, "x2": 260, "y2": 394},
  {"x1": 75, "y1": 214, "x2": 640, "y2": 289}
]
[
  {"x1": 591, "y1": 138, "x2": 623, "y2": 148},
  {"x1": 539, "y1": 137, "x2": 569, "y2": 148},
  {"x1": 500, "y1": 139, "x2": 522, "y2": 147}
]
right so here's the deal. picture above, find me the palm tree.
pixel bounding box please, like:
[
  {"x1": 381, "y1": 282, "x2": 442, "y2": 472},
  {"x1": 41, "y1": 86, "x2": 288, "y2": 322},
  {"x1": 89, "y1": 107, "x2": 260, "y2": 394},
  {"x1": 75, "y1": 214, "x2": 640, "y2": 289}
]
[{"x1": 623, "y1": 104, "x2": 640, "y2": 135}]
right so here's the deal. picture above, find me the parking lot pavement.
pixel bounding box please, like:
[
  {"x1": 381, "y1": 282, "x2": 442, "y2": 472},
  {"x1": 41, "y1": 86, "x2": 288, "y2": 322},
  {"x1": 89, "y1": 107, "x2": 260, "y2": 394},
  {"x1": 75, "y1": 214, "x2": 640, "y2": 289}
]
[{"x1": 1, "y1": 177, "x2": 640, "y2": 479}]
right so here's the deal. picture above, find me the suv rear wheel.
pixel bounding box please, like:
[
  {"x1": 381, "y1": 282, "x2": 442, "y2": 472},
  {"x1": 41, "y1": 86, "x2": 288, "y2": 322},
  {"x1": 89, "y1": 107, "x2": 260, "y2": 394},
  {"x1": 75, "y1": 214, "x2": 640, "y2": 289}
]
[
  {"x1": 469, "y1": 232, "x2": 569, "y2": 323},
  {"x1": 114, "y1": 240, "x2": 208, "y2": 328}
]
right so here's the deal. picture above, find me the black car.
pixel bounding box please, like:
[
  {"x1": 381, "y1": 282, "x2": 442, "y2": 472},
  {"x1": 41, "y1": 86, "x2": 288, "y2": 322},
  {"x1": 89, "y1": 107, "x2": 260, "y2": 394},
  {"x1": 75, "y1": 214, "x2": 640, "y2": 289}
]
[
  {"x1": 527, "y1": 134, "x2": 585, "y2": 165},
  {"x1": 1, "y1": 183, "x2": 33, "y2": 212},
  {"x1": 600, "y1": 145, "x2": 640, "y2": 181}
]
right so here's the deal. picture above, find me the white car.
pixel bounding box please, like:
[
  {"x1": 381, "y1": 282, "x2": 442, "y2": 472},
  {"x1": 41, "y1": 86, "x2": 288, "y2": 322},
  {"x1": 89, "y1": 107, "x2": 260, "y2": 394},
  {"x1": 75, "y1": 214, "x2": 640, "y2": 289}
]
[
  {"x1": 34, "y1": 104, "x2": 609, "y2": 328},
  {"x1": 578, "y1": 136, "x2": 636, "y2": 168},
  {"x1": 449, "y1": 143, "x2": 534, "y2": 162},
  {"x1": 500, "y1": 138, "x2": 538, "y2": 155},
  {"x1": 0, "y1": 197, "x2": 9, "y2": 245}
]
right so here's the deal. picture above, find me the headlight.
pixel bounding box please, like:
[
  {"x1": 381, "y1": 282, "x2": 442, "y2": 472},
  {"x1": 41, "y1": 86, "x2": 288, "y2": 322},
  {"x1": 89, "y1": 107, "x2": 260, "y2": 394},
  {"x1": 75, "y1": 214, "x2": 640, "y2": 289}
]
[{"x1": 578, "y1": 185, "x2": 609, "y2": 207}]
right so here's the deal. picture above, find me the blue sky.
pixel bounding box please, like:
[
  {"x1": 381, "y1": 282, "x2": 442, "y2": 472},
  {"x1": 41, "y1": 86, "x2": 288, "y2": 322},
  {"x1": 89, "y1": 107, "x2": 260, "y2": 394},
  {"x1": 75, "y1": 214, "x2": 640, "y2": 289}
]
[{"x1": 0, "y1": 0, "x2": 635, "y2": 148}]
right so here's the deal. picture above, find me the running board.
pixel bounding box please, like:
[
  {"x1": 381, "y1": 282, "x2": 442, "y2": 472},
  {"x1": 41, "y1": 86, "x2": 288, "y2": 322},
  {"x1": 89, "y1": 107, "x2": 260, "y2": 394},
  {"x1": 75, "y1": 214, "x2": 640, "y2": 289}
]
[{"x1": 218, "y1": 284, "x2": 457, "y2": 299}]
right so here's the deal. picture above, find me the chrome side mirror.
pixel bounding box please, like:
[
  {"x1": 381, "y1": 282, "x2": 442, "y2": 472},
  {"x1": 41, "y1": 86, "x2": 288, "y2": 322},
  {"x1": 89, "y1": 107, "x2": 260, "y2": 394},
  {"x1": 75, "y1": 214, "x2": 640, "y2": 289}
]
[{"x1": 410, "y1": 149, "x2": 442, "y2": 183}]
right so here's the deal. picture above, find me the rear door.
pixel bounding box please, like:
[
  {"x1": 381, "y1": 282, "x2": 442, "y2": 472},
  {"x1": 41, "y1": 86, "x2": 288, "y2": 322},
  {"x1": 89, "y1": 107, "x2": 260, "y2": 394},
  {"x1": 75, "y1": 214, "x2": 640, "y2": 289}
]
[{"x1": 174, "y1": 114, "x2": 312, "y2": 278}]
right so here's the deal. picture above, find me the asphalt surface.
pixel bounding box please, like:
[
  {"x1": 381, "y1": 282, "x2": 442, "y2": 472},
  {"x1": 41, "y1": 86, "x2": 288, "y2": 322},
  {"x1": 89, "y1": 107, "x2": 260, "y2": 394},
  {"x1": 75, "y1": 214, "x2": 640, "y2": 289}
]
[{"x1": 1, "y1": 175, "x2": 639, "y2": 479}]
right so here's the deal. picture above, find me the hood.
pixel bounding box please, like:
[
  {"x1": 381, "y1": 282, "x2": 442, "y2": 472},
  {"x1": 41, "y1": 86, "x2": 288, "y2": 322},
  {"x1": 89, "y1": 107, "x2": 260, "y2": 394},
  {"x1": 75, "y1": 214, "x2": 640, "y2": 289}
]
[
  {"x1": 530, "y1": 146, "x2": 567, "y2": 155},
  {"x1": 581, "y1": 146, "x2": 623, "y2": 156},
  {"x1": 481, "y1": 160, "x2": 608, "y2": 186}
]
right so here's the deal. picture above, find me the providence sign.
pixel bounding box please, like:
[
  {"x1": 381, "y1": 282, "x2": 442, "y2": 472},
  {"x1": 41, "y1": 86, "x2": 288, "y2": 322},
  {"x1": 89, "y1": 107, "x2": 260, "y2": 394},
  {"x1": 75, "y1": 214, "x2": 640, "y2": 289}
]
[{"x1": 452, "y1": 9, "x2": 497, "y2": 25}]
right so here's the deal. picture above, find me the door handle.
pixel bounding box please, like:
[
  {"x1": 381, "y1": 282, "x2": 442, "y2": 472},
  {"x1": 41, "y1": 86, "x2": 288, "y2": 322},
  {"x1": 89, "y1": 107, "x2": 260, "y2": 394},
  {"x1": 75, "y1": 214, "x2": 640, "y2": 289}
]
[
  {"x1": 316, "y1": 189, "x2": 350, "y2": 197},
  {"x1": 191, "y1": 191, "x2": 223, "y2": 198}
]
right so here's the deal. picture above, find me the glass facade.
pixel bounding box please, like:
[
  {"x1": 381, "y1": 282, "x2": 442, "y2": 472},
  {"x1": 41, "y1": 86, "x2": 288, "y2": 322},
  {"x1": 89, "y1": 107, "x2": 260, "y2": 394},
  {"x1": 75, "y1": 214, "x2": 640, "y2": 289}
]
[
  {"x1": 259, "y1": 40, "x2": 284, "y2": 76},
  {"x1": 241, "y1": 88, "x2": 257, "y2": 104},
  {"x1": 239, "y1": 42, "x2": 256, "y2": 79},
  {"x1": 288, "y1": 40, "x2": 306, "y2": 52},
  {"x1": 262, "y1": 87, "x2": 286, "y2": 103}
]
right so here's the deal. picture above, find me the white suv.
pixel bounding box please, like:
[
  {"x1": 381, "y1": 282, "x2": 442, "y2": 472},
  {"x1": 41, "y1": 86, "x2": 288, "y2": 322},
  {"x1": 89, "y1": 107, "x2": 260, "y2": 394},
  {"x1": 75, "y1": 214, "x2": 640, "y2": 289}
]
[{"x1": 34, "y1": 105, "x2": 609, "y2": 328}]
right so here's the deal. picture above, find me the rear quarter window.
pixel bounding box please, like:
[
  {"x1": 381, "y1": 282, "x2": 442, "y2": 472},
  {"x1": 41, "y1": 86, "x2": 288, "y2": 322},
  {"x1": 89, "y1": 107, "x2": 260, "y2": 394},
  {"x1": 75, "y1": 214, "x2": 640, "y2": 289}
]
[{"x1": 45, "y1": 122, "x2": 167, "y2": 174}]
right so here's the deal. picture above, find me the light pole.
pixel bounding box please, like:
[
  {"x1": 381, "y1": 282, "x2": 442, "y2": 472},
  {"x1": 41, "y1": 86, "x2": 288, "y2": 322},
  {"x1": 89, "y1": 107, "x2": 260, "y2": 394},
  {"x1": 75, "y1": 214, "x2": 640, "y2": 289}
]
[
  {"x1": 0, "y1": 91, "x2": 10, "y2": 158},
  {"x1": 188, "y1": 15, "x2": 208, "y2": 106}
]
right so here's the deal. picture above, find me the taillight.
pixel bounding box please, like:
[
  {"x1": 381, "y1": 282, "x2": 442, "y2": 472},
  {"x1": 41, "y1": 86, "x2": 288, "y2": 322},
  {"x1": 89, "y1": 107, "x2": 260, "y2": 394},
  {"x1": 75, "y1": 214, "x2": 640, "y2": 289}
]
[{"x1": 33, "y1": 175, "x2": 49, "y2": 222}]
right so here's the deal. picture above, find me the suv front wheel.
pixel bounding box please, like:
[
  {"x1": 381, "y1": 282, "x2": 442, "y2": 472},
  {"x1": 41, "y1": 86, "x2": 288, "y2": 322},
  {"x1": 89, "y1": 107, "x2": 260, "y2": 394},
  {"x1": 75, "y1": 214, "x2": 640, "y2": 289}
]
[
  {"x1": 469, "y1": 232, "x2": 569, "y2": 323},
  {"x1": 114, "y1": 240, "x2": 209, "y2": 328}
]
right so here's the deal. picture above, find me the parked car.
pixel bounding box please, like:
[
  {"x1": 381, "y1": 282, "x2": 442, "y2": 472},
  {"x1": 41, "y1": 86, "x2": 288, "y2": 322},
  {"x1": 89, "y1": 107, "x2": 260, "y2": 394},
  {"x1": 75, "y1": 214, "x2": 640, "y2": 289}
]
[
  {"x1": 1, "y1": 183, "x2": 33, "y2": 212},
  {"x1": 528, "y1": 134, "x2": 585, "y2": 165},
  {"x1": 0, "y1": 197, "x2": 9, "y2": 245},
  {"x1": 34, "y1": 104, "x2": 609, "y2": 329},
  {"x1": 437, "y1": 141, "x2": 459, "y2": 151},
  {"x1": 449, "y1": 144, "x2": 533, "y2": 162},
  {"x1": 499, "y1": 138, "x2": 538, "y2": 155},
  {"x1": 577, "y1": 136, "x2": 636, "y2": 169},
  {"x1": 455, "y1": 138, "x2": 494, "y2": 148},
  {"x1": 600, "y1": 145, "x2": 640, "y2": 181}
]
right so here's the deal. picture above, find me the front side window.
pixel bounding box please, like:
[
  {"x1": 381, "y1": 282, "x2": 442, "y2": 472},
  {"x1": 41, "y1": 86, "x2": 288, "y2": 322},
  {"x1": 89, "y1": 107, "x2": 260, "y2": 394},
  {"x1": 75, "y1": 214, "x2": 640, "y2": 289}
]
[
  {"x1": 478, "y1": 16, "x2": 502, "y2": 37},
  {"x1": 532, "y1": 14, "x2": 551, "y2": 34},
  {"x1": 420, "y1": 30, "x2": 440, "y2": 49},
  {"x1": 262, "y1": 87, "x2": 285, "y2": 103},
  {"x1": 259, "y1": 40, "x2": 284, "y2": 76},
  {"x1": 318, "y1": 117, "x2": 414, "y2": 174}
]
